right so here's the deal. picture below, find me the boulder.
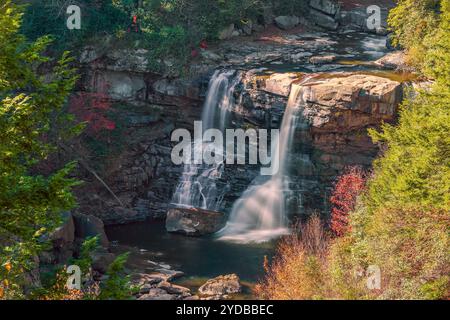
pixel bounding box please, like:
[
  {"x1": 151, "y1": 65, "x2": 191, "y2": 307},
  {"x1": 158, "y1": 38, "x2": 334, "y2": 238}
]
[
  {"x1": 50, "y1": 211, "x2": 75, "y2": 245},
  {"x1": 218, "y1": 24, "x2": 235, "y2": 40},
  {"x1": 264, "y1": 73, "x2": 299, "y2": 97},
  {"x1": 103, "y1": 71, "x2": 145, "y2": 100},
  {"x1": 309, "y1": 9, "x2": 339, "y2": 30},
  {"x1": 198, "y1": 274, "x2": 242, "y2": 296},
  {"x1": 165, "y1": 208, "x2": 226, "y2": 236},
  {"x1": 309, "y1": 0, "x2": 340, "y2": 16},
  {"x1": 374, "y1": 51, "x2": 407, "y2": 70},
  {"x1": 73, "y1": 213, "x2": 109, "y2": 247},
  {"x1": 309, "y1": 55, "x2": 336, "y2": 65},
  {"x1": 274, "y1": 16, "x2": 300, "y2": 30}
]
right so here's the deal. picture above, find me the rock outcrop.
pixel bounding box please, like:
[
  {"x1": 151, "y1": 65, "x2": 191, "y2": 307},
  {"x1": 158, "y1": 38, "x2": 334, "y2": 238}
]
[
  {"x1": 299, "y1": 74, "x2": 403, "y2": 177},
  {"x1": 73, "y1": 213, "x2": 109, "y2": 247},
  {"x1": 165, "y1": 208, "x2": 226, "y2": 236},
  {"x1": 198, "y1": 274, "x2": 242, "y2": 297}
]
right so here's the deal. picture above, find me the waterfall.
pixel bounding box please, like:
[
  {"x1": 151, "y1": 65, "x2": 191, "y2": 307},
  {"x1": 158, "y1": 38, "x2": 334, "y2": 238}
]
[
  {"x1": 217, "y1": 78, "x2": 311, "y2": 243},
  {"x1": 171, "y1": 69, "x2": 239, "y2": 211}
]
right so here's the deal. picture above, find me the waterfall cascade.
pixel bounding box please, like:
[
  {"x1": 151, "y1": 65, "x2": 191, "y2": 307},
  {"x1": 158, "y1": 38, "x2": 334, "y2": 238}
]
[
  {"x1": 171, "y1": 70, "x2": 239, "y2": 211},
  {"x1": 217, "y1": 78, "x2": 312, "y2": 243}
]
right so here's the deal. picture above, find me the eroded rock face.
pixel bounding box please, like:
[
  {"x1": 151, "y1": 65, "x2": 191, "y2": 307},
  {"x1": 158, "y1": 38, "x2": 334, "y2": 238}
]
[
  {"x1": 264, "y1": 73, "x2": 299, "y2": 97},
  {"x1": 198, "y1": 274, "x2": 242, "y2": 296},
  {"x1": 166, "y1": 208, "x2": 226, "y2": 236},
  {"x1": 298, "y1": 73, "x2": 403, "y2": 175}
]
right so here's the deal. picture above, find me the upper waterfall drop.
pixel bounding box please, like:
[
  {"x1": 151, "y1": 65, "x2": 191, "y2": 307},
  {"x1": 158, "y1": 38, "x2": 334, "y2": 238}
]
[
  {"x1": 217, "y1": 77, "x2": 312, "y2": 243},
  {"x1": 171, "y1": 69, "x2": 240, "y2": 211}
]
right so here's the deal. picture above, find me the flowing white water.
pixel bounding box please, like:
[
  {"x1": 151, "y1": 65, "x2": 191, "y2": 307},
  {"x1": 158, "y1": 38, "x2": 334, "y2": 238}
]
[
  {"x1": 171, "y1": 70, "x2": 239, "y2": 210},
  {"x1": 217, "y1": 78, "x2": 311, "y2": 243}
]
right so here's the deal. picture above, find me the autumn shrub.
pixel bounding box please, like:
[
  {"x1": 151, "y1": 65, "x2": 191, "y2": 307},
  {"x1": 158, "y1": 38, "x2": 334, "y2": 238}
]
[
  {"x1": 330, "y1": 167, "x2": 366, "y2": 237},
  {"x1": 255, "y1": 215, "x2": 331, "y2": 300}
]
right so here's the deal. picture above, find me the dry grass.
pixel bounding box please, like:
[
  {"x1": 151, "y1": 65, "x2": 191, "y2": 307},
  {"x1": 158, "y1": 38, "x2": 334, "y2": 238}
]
[{"x1": 255, "y1": 215, "x2": 331, "y2": 300}]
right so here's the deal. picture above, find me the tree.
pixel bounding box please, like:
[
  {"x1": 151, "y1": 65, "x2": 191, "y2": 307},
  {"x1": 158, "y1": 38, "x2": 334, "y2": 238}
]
[{"x1": 0, "y1": 1, "x2": 79, "y2": 299}]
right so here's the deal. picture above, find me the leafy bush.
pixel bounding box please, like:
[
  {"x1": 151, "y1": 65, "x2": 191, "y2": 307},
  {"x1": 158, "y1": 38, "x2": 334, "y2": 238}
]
[
  {"x1": 99, "y1": 253, "x2": 136, "y2": 300},
  {"x1": 388, "y1": 0, "x2": 440, "y2": 68},
  {"x1": 19, "y1": 0, "x2": 310, "y2": 73},
  {"x1": 330, "y1": 167, "x2": 366, "y2": 237},
  {"x1": 255, "y1": 215, "x2": 331, "y2": 300}
]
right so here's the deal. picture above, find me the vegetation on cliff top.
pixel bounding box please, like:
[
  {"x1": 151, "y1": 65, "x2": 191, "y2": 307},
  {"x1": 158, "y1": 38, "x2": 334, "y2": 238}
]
[{"x1": 19, "y1": 0, "x2": 309, "y2": 73}]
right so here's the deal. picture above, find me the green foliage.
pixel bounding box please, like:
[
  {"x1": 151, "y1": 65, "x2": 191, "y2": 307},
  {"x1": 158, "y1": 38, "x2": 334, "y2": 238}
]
[
  {"x1": 423, "y1": 0, "x2": 450, "y2": 84},
  {"x1": 0, "y1": 1, "x2": 80, "y2": 299},
  {"x1": 366, "y1": 88, "x2": 450, "y2": 211},
  {"x1": 388, "y1": 0, "x2": 440, "y2": 68},
  {"x1": 19, "y1": 0, "x2": 309, "y2": 74},
  {"x1": 20, "y1": 0, "x2": 128, "y2": 51},
  {"x1": 99, "y1": 253, "x2": 136, "y2": 300}
]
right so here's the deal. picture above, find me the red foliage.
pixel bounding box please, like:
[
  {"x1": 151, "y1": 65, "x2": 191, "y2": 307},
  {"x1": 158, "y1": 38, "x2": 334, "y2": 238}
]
[
  {"x1": 330, "y1": 166, "x2": 366, "y2": 237},
  {"x1": 68, "y1": 81, "x2": 116, "y2": 136}
]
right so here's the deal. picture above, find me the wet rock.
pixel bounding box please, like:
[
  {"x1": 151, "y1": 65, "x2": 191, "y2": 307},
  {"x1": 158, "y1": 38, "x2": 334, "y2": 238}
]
[
  {"x1": 198, "y1": 274, "x2": 242, "y2": 296},
  {"x1": 154, "y1": 269, "x2": 185, "y2": 282},
  {"x1": 73, "y1": 213, "x2": 109, "y2": 247},
  {"x1": 165, "y1": 207, "x2": 226, "y2": 236},
  {"x1": 274, "y1": 16, "x2": 300, "y2": 30}
]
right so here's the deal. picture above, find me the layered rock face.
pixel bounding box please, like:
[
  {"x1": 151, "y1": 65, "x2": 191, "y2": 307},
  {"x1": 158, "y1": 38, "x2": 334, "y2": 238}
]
[
  {"x1": 298, "y1": 74, "x2": 402, "y2": 189},
  {"x1": 231, "y1": 71, "x2": 402, "y2": 216},
  {"x1": 69, "y1": 12, "x2": 406, "y2": 224}
]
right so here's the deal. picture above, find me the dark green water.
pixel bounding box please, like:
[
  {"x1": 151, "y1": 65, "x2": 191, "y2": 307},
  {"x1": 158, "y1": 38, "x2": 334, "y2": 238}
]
[{"x1": 106, "y1": 220, "x2": 277, "y2": 284}]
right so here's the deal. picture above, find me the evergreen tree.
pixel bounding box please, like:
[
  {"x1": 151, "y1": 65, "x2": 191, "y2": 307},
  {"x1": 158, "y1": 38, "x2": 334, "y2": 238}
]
[{"x1": 0, "y1": 1, "x2": 79, "y2": 299}]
